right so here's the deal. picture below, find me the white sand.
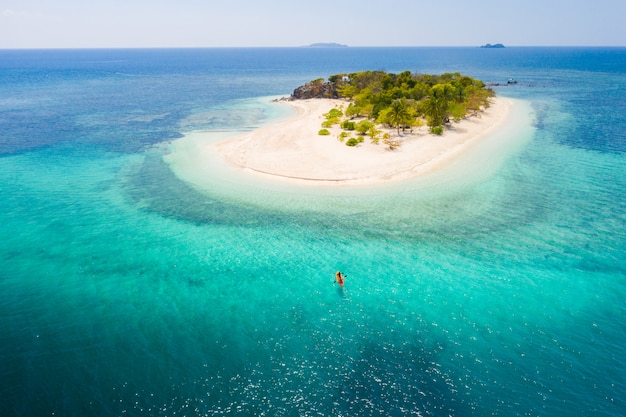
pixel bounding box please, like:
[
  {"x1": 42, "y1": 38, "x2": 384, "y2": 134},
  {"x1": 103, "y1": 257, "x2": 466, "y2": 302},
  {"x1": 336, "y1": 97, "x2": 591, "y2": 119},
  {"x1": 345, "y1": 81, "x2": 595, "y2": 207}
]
[{"x1": 214, "y1": 97, "x2": 514, "y2": 186}]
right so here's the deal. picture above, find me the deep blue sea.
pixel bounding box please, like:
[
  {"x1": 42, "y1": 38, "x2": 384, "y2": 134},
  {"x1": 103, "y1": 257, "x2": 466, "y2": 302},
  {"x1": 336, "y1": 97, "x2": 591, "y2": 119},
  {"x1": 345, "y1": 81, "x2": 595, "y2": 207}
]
[{"x1": 1, "y1": 47, "x2": 625, "y2": 417}]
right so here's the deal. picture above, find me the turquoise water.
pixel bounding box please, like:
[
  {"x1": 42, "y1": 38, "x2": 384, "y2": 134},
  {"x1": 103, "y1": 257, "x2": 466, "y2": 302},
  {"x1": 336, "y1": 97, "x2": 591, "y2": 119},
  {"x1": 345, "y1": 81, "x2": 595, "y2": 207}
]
[{"x1": 1, "y1": 48, "x2": 625, "y2": 416}]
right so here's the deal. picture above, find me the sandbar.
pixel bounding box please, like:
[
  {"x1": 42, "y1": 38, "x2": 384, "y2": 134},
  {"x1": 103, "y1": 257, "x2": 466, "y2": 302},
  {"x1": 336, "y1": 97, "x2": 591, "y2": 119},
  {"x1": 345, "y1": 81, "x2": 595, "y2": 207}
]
[{"x1": 214, "y1": 96, "x2": 514, "y2": 186}]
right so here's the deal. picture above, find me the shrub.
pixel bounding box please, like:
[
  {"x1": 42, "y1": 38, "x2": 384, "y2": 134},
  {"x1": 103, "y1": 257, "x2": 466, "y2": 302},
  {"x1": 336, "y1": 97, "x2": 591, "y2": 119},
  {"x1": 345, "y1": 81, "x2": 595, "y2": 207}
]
[
  {"x1": 430, "y1": 126, "x2": 444, "y2": 135},
  {"x1": 318, "y1": 129, "x2": 331, "y2": 135},
  {"x1": 338, "y1": 131, "x2": 350, "y2": 142},
  {"x1": 324, "y1": 108, "x2": 343, "y2": 119},
  {"x1": 322, "y1": 118, "x2": 339, "y2": 128},
  {"x1": 346, "y1": 137, "x2": 364, "y2": 147},
  {"x1": 356, "y1": 120, "x2": 374, "y2": 135},
  {"x1": 341, "y1": 120, "x2": 356, "y2": 130},
  {"x1": 345, "y1": 103, "x2": 362, "y2": 118},
  {"x1": 368, "y1": 126, "x2": 381, "y2": 143}
]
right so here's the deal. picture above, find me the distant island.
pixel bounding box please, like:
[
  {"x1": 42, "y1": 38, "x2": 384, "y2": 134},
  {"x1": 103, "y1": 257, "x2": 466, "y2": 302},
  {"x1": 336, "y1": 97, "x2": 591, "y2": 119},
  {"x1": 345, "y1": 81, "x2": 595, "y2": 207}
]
[
  {"x1": 481, "y1": 43, "x2": 505, "y2": 48},
  {"x1": 304, "y1": 43, "x2": 348, "y2": 48}
]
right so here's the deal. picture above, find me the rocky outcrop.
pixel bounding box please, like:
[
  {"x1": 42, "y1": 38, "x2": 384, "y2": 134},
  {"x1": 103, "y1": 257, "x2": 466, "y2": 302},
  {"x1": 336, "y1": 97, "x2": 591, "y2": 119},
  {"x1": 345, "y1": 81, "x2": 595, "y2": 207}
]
[{"x1": 291, "y1": 80, "x2": 339, "y2": 100}]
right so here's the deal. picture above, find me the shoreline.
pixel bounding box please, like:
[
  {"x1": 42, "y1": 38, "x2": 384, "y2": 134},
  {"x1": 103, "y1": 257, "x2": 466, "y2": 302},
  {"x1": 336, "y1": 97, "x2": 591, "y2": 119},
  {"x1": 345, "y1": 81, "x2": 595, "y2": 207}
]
[{"x1": 213, "y1": 96, "x2": 514, "y2": 186}]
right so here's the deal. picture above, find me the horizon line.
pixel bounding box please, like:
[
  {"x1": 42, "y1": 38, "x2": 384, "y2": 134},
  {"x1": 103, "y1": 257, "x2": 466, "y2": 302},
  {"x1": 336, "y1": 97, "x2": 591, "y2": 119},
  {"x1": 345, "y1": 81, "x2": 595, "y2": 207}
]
[{"x1": 1, "y1": 45, "x2": 625, "y2": 51}]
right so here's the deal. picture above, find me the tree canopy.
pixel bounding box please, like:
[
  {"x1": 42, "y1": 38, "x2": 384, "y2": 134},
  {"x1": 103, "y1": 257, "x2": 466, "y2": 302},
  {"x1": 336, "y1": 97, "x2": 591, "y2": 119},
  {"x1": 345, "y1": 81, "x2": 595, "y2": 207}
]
[{"x1": 313, "y1": 70, "x2": 494, "y2": 134}]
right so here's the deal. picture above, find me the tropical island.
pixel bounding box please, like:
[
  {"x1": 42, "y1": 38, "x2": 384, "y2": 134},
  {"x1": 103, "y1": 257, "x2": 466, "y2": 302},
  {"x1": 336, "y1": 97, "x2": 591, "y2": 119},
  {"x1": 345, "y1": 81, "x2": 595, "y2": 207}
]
[
  {"x1": 290, "y1": 71, "x2": 495, "y2": 147},
  {"x1": 208, "y1": 71, "x2": 516, "y2": 186}
]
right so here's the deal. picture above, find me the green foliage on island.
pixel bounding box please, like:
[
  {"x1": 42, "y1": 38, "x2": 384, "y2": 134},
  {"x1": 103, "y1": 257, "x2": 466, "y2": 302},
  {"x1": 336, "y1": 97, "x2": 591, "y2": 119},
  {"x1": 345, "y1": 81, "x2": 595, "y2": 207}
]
[
  {"x1": 340, "y1": 120, "x2": 355, "y2": 130},
  {"x1": 324, "y1": 108, "x2": 343, "y2": 119},
  {"x1": 312, "y1": 70, "x2": 494, "y2": 140},
  {"x1": 355, "y1": 120, "x2": 374, "y2": 135},
  {"x1": 431, "y1": 126, "x2": 444, "y2": 136},
  {"x1": 321, "y1": 107, "x2": 342, "y2": 127},
  {"x1": 318, "y1": 128, "x2": 331, "y2": 136},
  {"x1": 346, "y1": 137, "x2": 364, "y2": 147}
]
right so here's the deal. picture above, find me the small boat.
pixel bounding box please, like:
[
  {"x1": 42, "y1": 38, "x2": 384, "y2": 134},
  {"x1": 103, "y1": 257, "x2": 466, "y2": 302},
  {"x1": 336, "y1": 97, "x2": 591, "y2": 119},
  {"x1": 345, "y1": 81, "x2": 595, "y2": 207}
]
[{"x1": 335, "y1": 271, "x2": 345, "y2": 287}]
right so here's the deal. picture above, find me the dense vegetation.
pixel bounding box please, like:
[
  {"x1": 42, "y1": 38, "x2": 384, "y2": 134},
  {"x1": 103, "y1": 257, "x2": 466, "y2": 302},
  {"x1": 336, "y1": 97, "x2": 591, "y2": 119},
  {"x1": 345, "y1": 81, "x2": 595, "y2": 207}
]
[{"x1": 298, "y1": 71, "x2": 494, "y2": 144}]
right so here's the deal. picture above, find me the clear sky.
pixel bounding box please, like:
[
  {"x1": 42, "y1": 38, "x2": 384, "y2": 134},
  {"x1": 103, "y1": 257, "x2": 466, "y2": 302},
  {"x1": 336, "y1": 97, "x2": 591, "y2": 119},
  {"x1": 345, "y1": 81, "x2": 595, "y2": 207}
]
[{"x1": 1, "y1": 0, "x2": 625, "y2": 48}]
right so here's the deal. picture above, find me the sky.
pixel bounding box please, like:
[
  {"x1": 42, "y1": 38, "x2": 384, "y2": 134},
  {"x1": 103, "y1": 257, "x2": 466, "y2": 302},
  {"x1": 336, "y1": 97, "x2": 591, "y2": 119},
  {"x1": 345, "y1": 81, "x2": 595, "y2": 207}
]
[{"x1": 1, "y1": 0, "x2": 625, "y2": 48}]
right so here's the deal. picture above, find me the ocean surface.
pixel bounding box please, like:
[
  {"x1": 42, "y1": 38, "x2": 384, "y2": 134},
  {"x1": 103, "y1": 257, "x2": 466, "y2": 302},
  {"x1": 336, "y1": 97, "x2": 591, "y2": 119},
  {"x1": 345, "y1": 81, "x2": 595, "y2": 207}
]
[{"x1": 1, "y1": 47, "x2": 625, "y2": 416}]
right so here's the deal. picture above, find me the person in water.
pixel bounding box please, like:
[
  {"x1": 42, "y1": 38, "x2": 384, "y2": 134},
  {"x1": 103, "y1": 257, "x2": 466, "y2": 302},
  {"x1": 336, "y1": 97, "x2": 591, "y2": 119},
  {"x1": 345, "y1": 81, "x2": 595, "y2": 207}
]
[{"x1": 335, "y1": 271, "x2": 345, "y2": 287}]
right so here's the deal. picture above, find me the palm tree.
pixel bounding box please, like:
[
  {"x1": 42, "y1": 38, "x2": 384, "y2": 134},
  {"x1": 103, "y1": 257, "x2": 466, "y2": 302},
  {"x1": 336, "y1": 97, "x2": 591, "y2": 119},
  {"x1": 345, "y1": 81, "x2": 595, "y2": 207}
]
[
  {"x1": 384, "y1": 98, "x2": 412, "y2": 135},
  {"x1": 423, "y1": 83, "x2": 457, "y2": 129}
]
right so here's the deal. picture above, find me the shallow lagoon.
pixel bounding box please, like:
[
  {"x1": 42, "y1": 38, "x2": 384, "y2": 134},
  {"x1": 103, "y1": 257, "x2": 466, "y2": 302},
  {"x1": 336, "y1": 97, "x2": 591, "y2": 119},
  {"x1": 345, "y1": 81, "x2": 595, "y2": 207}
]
[{"x1": 1, "y1": 47, "x2": 625, "y2": 416}]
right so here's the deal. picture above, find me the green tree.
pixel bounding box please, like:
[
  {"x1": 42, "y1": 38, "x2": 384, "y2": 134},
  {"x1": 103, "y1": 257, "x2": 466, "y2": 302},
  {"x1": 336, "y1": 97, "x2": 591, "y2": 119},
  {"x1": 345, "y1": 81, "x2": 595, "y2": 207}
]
[
  {"x1": 337, "y1": 83, "x2": 357, "y2": 98},
  {"x1": 423, "y1": 83, "x2": 457, "y2": 130},
  {"x1": 368, "y1": 125, "x2": 382, "y2": 143},
  {"x1": 298, "y1": 70, "x2": 494, "y2": 138},
  {"x1": 448, "y1": 102, "x2": 467, "y2": 122},
  {"x1": 381, "y1": 98, "x2": 413, "y2": 135},
  {"x1": 344, "y1": 103, "x2": 363, "y2": 119},
  {"x1": 355, "y1": 120, "x2": 374, "y2": 135}
]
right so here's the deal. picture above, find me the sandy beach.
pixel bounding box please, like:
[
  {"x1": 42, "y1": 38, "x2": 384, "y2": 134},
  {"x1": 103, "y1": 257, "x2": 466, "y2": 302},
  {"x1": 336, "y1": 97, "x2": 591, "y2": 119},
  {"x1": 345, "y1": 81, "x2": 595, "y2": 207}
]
[{"x1": 214, "y1": 97, "x2": 513, "y2": 186}]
